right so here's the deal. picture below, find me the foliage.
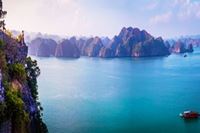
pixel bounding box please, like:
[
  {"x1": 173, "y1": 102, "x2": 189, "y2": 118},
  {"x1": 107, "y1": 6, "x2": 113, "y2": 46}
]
[
  {"x1": 1, "y1": 56, "x2": 47, "y2": 132},
  {"x1": 0, "y1": 102, "x2": 6, "y2": 123},
  {"x1": 5, "y1": 86, "x2": 23, "y2": 116},
  {"x1": 0, "y1": 39, "x2": 5, "y2": 49},
  {"x1": 33, "y1": 112, "x2": 48, "y2": 133},
  {"x1": 25, "y1": 57, "x2": 48, "y2": 133},
  {"x1": 0, "y1": 0, "x2": 7, "y2": 29},
  {"x1": 25, "y1": 57, "x2": 40, "y2": 100},
  {"x1": 5, "y1": 85, "x2": 29, "y2": 130},
  {"x1": 8, "y1": 63, "x2": 26, "y2": 82},
  {"x1": 0, "y1": 50, "x2": 7, "y2": 72},
  {"x1": 0, "y1": 40, "x2": 6, "y2": 68}
]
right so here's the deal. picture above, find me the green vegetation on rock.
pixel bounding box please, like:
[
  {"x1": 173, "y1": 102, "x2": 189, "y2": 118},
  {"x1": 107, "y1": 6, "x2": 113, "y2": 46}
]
[
  {"x1": 8, "y1": 63, "x2": 26, "y2": 82},
  {"x1": 0, "y1": 0, "x2": 48, "y2": 132},
  {"x1": 25, "y1": 57, "x2": 48, "y2": 133}
]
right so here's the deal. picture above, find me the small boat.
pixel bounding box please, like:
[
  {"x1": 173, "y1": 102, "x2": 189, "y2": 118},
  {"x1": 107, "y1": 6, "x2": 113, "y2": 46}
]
[
  {"x1": 183, "y1": 54, "x2": 187, "y2": 57},
  {"x1": 179, "y1": 111, "x2": 199, "y2": 119}
]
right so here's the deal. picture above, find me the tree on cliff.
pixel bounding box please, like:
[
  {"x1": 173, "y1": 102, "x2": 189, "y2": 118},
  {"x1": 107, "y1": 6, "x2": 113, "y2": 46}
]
[
  {"x1": 0, "y1": 0, "x2": 7, "y2": 30},
  {"x1": 25, "y1": 57, "x2": 48, "y2": 133}
]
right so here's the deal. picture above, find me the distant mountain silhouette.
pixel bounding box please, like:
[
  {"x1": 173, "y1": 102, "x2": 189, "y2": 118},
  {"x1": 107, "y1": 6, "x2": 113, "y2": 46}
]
[
  {"x1": 169, "y1": 41, "x2": 193, "y2": 53},
  {"x1": 29, "y1": 38, "x2": 57, "y2": 57},
  {"x1": 55, "y1": 39, "x2": 80, "y2": 58},
  {"x1": 28, "y1": 27, "x2": 197, "y2": 58},
  {"x1": 99, "y1": 27, "x2": 169, "y2": 57}
]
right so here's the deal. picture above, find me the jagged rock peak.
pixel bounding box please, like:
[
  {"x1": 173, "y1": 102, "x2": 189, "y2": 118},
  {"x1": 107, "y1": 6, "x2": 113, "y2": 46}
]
[
  {"x1": 119, "y1": 27, "x2": 140, "y2": 37},
  {"x1": 118, "y1": 27, "x2": 153, "y2": 42},
  {"x1": 93, "y1": 36, "x2": 102, "y2": 43}
]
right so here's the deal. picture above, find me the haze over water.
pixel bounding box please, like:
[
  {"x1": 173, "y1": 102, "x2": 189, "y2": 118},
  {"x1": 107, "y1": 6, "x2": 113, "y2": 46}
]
[{"x1": 34, "y1": 48, "x2": 200, "y2": 133}]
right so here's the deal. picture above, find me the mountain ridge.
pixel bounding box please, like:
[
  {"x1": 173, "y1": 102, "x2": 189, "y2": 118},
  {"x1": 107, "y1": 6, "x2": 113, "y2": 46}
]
[{"x1": 29, "y1": 27, "x2": 189, "y2": 58}]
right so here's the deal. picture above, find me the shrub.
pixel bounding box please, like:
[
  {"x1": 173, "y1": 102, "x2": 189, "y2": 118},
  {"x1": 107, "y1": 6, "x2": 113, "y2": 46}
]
[
  {"x1": 25, "y1": 57, "x2": 48, "y2": 132},
  {"x1": 25, "y1": 57, "x2": 40, "y2": 100},
  {"x1": 5, "y1": 85, "x2": 29, "y2": 131},
  {"x1": 0, "y1": 102, "x2": 6, "y2": 122},
  {"x1": 8, "y1": 63, "x2": 26, "y2": 81},
  {"x1": 0, "y1": 39, "x2": 5, "y2": 50}
]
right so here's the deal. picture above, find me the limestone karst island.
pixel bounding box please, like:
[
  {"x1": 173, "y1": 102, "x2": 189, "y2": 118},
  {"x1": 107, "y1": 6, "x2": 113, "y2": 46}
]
[{"x1": 1, "y1": 0, "x2": 200, "y2": 133}]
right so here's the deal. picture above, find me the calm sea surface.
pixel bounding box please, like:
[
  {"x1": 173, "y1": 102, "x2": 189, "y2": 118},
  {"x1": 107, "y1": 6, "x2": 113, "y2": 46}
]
[{"x1": 33, "y1": 49, "x2": 200, "y2": 133}]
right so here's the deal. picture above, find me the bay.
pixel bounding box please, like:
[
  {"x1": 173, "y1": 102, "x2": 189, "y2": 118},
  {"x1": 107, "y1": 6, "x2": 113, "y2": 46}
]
[{"x1": 34, "y1": 49, "x2": 200, "y2": 133}]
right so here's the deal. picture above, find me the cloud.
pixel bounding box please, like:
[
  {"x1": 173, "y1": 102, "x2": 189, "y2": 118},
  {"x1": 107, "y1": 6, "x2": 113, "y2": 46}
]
[
  {"x1": 149, "y1": 0, "x2": 200, "y2": 25},
  {"x1": 174, "y1": 0, "x2": 190, "y2": 6},
  {"x1": 174, "y1": 0, "x2": 200, "y2": 19},
  {"x1": 5, "y1": 0, "x2": 89, "y2": 35},
  {"x1": 145, "y1": 1, "x2": 158, "y2": 10},
  {"x1": 4, "y1": 0, "x2": 200, "y2": 38},
  {"x1": 150, "y1": 12, "x2": 172, "y2": 24}
]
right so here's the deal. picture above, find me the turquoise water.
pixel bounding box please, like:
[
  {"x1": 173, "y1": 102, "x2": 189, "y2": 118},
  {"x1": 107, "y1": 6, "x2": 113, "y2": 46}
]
[{"x1": 34, "y1": 49, "x2": 200, "y2": 133}]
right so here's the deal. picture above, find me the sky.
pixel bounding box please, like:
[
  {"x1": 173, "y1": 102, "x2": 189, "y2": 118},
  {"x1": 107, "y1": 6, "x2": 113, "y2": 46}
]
[{"x1": 3, "y1": 0, "x2": 200, "y2": 38}]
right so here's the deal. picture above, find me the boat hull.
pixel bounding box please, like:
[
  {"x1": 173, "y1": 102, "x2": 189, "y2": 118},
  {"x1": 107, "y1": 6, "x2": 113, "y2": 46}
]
[{"x1": 180, "y1": 112, "x2": 199, "y2": 119}]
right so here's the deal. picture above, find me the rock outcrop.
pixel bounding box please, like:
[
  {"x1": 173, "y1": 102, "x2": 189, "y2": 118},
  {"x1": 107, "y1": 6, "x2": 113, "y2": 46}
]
[
  {"x1": 28, "y1": 38, "x2": 57, "y2": 57},
  {"x1": 0, "y1": 31, "x2": 28, "y2": 64},
  {"x1": 101, "y1": 37, "x2": 111, "y2": 46},
  {"x1": 100, "y1": 27, "x2": 170, "y2": 57},
  {"x1": 132, "y1": 37, "x2": 170, "y2": 57},
  {"x1": 187, "y1": 43, "x2": 194, "y2": 52},
  {"x1": 170, "y1": 41, "x2": 194, "y2": 53},
  {"x1": 176, "y1": 37, "x2": 200, "y2": 47},
  {"x1": 0, "y1": 30, "x2": 47, "y2": 133},
  {"x1": 80, "y1": 37, "x2": 103, "y2": 57},
  {"x1": 0, "y1": 70, "x2": 4, "y2": 102},
  {"x1": 55, "y1": 39, "x2": 80, "y2": 58}
]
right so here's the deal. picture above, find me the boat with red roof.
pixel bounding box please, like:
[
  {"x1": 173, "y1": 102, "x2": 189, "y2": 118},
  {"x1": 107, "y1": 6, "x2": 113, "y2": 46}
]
[{"x1": 179, "y1": 111, "x2": 200, "y2": 119}]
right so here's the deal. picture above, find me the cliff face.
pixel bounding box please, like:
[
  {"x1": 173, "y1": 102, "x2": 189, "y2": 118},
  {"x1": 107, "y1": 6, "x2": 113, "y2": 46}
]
[
  {"x1": 55, "y1": 39, "x2": 80, "y2": 58},
  {"x1": 132, "y1": 37, "x2": 170, "y2": 57},
  {"x1": 100, "y1": 27, "x2": 170, "y2": 57},
  {"x1": 79, "y1": 37, "x2": 103, "y2": 57},
  {"x1": 0, "y1": 71, "x2": 4, "y2": 102},
  {"x1": 28, "y1": 38, "x2": 57, "y2": 57},
  {"x1": 0, "y1": 31, "x2": 47, "y2": 133}
]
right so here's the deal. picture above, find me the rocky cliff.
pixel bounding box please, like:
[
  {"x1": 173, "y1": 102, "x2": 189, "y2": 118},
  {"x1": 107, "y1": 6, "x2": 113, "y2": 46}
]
[
  {"x1": 55, "y1": 38, "x2": 80, "y2": 58},
  {"x1": 0, "y1": 31, "x2": 47, "y2": 133},
  {"x1": 100, "y1": 27, "x2": 170, "y2": 57},
  {"x1": 78, "y1": 37, "x2": 103, "y2": 57},
  {"x1": 28, "y1": 38, "x2": 57, "y2": 57},
  {"x1": 0, "y1": 70, "x2": 4, "y2": 102}
]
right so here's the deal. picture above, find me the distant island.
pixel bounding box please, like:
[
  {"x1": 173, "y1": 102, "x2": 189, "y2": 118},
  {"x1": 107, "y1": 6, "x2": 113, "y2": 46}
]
[{"x1": 27, "y1": 27, "x2": 194, "y2": 58}]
